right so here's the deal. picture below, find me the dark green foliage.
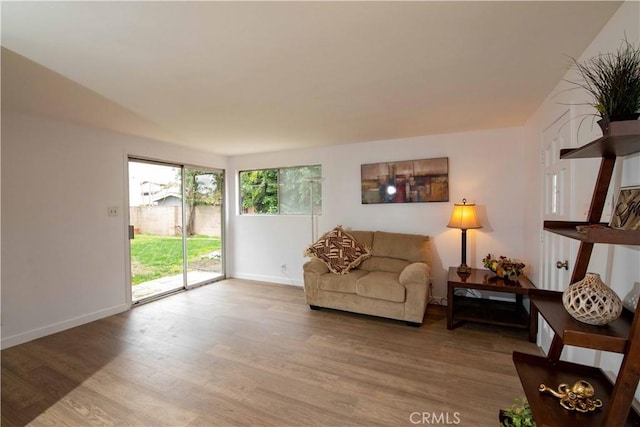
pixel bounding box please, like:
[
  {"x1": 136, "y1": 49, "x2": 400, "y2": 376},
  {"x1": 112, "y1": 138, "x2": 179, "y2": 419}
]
[
  {"x1": 240, "y1": 169, "x2": 279, "y2": 214},
  {"x1": 500, "y1": 398, "x2": 536, "y2": 427},
  {"x1": 567, "y1": 38, "x2": 640, "y2": 119}
]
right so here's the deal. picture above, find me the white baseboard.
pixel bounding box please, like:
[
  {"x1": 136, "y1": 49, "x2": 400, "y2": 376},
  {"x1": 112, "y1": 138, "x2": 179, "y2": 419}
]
[
  {"x1": 231, "y1": 272, "x2": 303, "y2": 287},
  {"x1": 1, "y1": 303, "x2": 130, "y2": 349}
]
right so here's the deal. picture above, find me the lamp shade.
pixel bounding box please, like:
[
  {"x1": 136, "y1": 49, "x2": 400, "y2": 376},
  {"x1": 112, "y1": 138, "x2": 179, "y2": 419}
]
[{"x1": 447, "y1": 199, "x2": 482, "y2": 230}]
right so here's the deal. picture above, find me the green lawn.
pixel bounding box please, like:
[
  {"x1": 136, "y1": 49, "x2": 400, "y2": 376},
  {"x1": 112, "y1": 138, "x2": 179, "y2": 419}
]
[{"x1": 130, "y1": 234, "x2": 221, "y2": 285}]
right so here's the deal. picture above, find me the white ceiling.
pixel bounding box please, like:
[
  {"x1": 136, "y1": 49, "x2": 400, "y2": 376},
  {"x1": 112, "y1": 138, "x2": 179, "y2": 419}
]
[{"x1": 1, "y1": 1, "x2": 623, "y2": 156}]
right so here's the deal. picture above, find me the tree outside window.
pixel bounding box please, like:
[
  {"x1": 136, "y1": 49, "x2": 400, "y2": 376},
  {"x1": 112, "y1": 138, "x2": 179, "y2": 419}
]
[{"x1": 240, "y1": 165, "x2": 321, "y2": 215}]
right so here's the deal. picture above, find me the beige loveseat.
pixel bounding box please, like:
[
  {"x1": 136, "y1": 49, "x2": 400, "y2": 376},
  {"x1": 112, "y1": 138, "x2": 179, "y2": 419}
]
[{"x1": 303, "y1": 230, "x2": 432, "y2": 326}]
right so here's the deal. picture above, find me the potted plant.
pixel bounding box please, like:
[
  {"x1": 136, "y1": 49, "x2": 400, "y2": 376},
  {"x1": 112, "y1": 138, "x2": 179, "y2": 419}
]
[
  {"x1": 566, "y1": 37, "x2": 640, "y2": 134},
  {"x1": 499, "y1": 398, "x2": 536, "y2": 427}
]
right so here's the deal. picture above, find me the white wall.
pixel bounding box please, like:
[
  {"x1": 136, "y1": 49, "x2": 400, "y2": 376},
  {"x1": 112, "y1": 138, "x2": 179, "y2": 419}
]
[
  {"x1": 228, "y1": 126, "x2": 527, "y2": 299},
  {"x1": 522, "y1": 0, "x2": 639, "y2": 387},
  {"x1": 1, "y1": 111, "x2": 227, "y2": 348}
]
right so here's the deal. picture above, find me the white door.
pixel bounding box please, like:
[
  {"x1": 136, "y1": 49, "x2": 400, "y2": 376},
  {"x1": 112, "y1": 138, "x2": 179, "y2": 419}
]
[{"x1": 540, "y1": 109, "x2": 576, "y2": 352}]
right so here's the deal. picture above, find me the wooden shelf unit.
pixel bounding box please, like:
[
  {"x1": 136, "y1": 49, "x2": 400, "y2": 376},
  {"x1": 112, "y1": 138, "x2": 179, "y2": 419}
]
[
  {"x1": 530, "y1": 289, "x2": 633, "y2": 354},
  {"x1": 543, "y1": 221, "x2": 640, "y2": 245},
  {"x1": 513, "y1": 351, "x2": 640, "y2": 427},
  {"x1": 512, "y1": 122, "x2": 640, "y2": 427},
  {"x1": 559, "y1": 120, "x2": 640, "y2": 159}
]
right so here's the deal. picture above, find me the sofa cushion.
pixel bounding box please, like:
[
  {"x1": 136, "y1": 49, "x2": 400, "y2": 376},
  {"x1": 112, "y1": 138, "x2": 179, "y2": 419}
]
[
  {"x1": 319, "y1": 269, "x2": 369, "y2": 294},
  {"x1": 371, "y1": 231, "x2": 431, "y2": 264},
  {"x1": 304, "y1": 226, "x2": 372, "y2": 274},
  {"x1": 356, "y1": 271, "x2": 406, "y2": 303},
  {"x1": 360, "y1": 256, "x2": 410, "y2": 273},
  {"x1": 349, "y1": 230, "x2": 374, "y2": 249}
]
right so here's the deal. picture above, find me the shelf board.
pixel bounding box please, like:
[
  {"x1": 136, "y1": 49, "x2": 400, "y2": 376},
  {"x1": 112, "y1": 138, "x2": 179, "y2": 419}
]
[
  {"x1": 560, "y1": 121, "x2": 640, "y2": 159},
  {"x1": 453, "y1": 296, "x2": 528, "y2": 329},
  {"x1": 544, "y1": 221, "x2": 640, "y2": 245},
  {"x1": 531, "y1": 289, "x2": 632, "y2": 353},
  {"x1": 513, "y1": 351, "x2": 640, "y2": 427}
]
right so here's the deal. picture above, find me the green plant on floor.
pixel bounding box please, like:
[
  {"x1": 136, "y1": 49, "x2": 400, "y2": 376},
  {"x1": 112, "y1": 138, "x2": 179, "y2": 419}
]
[{"x1": 500, "y1": 398, "x2": 536, "y2": 427}]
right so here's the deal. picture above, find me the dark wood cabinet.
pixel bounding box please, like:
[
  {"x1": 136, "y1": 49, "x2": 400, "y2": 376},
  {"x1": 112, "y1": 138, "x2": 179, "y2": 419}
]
[{"x1": 513, "y1": 121, "x2": 640, "y2": 427}]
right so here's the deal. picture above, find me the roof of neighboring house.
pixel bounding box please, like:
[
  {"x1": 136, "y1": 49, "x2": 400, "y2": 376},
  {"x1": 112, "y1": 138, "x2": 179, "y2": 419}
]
[{"x1": 150, "y1": 190, "x2": 181, "y2": 203}]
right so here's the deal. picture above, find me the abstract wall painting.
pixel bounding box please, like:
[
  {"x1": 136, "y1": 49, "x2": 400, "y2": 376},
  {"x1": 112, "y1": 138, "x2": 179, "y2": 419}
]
[{"x1": 361, "y1": 157, "x2": 449, "y2": 204}]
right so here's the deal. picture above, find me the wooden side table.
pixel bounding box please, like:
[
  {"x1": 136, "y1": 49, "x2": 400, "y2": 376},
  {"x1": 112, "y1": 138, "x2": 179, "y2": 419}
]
[{"x1": 447, "y1": 267, "x2": 537, "y2": 342}]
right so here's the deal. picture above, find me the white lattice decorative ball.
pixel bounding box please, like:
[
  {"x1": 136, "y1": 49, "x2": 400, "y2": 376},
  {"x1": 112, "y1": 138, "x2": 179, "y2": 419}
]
[{"x1": 563, "y1": 273, "x2": 622, "y2": 326}]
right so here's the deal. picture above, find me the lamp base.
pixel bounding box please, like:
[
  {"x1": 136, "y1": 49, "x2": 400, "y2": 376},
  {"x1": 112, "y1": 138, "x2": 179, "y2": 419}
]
[{"x1": 456, "y1": 264, "x2": 472, "y2": 275}]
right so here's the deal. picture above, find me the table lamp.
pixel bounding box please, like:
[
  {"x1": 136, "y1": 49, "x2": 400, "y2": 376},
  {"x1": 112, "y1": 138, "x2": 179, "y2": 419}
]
[{"x1": 447, "y1": 198, "x2": 482, "y2": 274}]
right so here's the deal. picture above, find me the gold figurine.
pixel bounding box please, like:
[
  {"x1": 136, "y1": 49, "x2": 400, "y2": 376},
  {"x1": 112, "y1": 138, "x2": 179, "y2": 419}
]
[{"x1": 539, "y1": 380, "x2": 603, "y2": 413}]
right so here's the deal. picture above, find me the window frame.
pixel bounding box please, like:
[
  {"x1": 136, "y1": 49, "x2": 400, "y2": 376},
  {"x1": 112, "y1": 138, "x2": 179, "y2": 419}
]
[{"x1": 238, "y1": 164, "x2": 322, "y2": 215}]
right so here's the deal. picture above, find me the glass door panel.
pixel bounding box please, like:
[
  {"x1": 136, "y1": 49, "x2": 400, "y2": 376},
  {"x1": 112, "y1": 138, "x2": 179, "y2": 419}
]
[
  {"x1": 128, "y1": 159, "x2": 185, "y2": 302},
  {"x1": 184, "y1": 168, "x2": 224, "y2": 287}
]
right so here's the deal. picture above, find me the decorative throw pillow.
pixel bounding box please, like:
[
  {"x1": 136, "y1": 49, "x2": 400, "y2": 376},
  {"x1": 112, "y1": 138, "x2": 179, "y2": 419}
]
[{"x1": 304, "y1": 225, "x2": 371, "y2": 274}]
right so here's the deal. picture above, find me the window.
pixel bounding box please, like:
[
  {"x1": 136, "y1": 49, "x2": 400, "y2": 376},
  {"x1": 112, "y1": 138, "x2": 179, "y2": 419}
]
[{"x1": 239, "y1": 165, "x2": 321, "y2": 215}]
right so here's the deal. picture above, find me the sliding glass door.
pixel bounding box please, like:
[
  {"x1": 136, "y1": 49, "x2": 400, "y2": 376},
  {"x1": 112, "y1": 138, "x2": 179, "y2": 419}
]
[
  {"x1": 184, "y1": 167, "x2": 224, "y2": 287},
  {"x1": 128, "y1": 159, "x2": 224, "y2": 303}
]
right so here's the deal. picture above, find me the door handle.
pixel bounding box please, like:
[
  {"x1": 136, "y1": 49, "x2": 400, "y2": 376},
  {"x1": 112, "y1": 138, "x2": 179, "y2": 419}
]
[
  {"x1": 556, "y1": 260, "x2": 569, "y2": 270},
  {"x1": 129, "y1": 225, "x2": 135, "y2": 240}
]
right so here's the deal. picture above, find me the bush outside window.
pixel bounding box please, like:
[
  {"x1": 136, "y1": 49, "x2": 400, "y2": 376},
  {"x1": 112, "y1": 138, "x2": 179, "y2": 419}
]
[{"x1": 239, "y1": 165, "x2": 321, "y2": 215}]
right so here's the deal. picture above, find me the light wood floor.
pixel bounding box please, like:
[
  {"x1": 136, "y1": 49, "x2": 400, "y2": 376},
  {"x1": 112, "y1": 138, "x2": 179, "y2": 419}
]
[{"x1": 2, "y1": 279, "x2": 539, "y2": 426}]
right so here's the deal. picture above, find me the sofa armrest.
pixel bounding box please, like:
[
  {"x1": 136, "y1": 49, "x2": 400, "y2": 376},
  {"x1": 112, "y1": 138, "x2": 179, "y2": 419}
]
[
  {"x1": 399, "y1": 262, "x2": 430, "y2": 286},
  {"x1": 400, "y1": 262, "x2": 431, "y2": 323},
  {"x1": 303, "y1": 259, "x2": 330, "y2": 275},
  {"x1": 303, "y1": 259, "x2": 329, "y2": 305}
]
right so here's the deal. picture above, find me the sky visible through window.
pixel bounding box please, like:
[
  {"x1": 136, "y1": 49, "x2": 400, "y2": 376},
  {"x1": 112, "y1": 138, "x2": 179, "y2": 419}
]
[{"x1": 128, "y1": 161, "x2": 180, "y2": 207}]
